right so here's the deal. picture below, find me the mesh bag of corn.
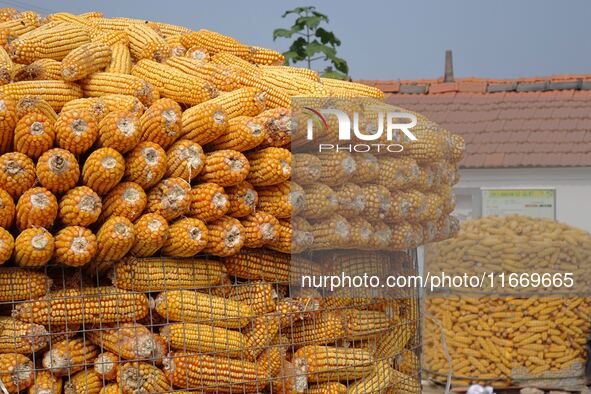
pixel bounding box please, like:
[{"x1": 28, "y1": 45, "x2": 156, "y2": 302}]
[
  {"x1": 424, "y1": 215, "x2": 591, "y2": 389},
  {"x1": 0, "y1": 8, "x2": 465, "y2": 393}
]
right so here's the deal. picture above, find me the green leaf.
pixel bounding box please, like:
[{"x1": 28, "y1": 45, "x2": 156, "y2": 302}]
[
  {"x1": 294, "y1": 15, "x2": 326, "y2": 30},
  {"x1": 273, "y1": 28, "x2": 295, "y2": 40},
  {"x1": 321, "y1": 66, "x2": 348, "y2": 80},
  {"x1": 282, "y1": 6, "x2": 315, "y2": 18},
  {"x1": 305, "y1": 40, "x2": 336, "y2": 58},
  {"x1": 315, "y1": 27, "x2": 341, "y2": 46}
]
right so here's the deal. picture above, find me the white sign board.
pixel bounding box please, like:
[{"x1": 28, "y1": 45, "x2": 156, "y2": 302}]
[{"x1": 482, "y1": 188, "x2": 556, "y2": 219}]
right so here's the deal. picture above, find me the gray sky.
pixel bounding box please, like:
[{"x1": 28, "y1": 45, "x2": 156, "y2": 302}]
[{"x1": 8, "y1": 0, "x2": 591, "y2": 80}]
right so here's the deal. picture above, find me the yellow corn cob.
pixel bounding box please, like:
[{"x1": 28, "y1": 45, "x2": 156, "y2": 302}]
[
  {"x1": 87, "y1": 17, "x2": 155, "y2": 31},
  {"x1": 82, "y1": 147, "x2": 125, "y2": 196},
  {"x1": 165, "y1": 139, "x2": 205, "y2": 181},
  {"x1": 208, "y1": 115, "x2": 265, "y2": 152},
  {"x1": 12, "y1": 286, "x2": 149, "y2": 325},
  {"x1": 351, "y1": 153, "x2": 378, "y2": 184},
  {"x1": 272, "y1": 357, "x2": 309, "y2": 394},
  {"x1": 81, "y1": 72, "x2": 158, "y2": 106},
  {"x1": 180, "y1": 101, "x2": 226, "y2": 145},
  {"x1": 87, "y1": 323, "x2": 166, "y2": 363},
  {"x1": 307, "y1": 382, "x2": 348, "y2": 394},
  {"x1": 54, "y1": 226, "x2": 97, "y2": 267},
  {"x1": 360, "y1": 184, "x2": 391, "y2": 221},
  {"x1": 146, "y1": 177, "x2": 192, "y2": 221},
  {"x1": 99, "y1": 383, "x2": 122, "y2": 394},
  {"x1": 15, "y1": 187, "x2": 57, "y2": 230},
  {"x1": 117, "y1": 362, "x2": 172, "y2": 394},
  {"x1": 0, "y1": 8, "x2": 17, "y2": 22},
  {"x1": 241, "y1": 211, "x2": 279, "y2": 248},
  {"x1": 0, "y1": 80, "x2": 83, "y2": 110},
  {"x1": 250, "y1": 46, "x2": 285, "y2": 65},
  {"x1": 343, "y1": 309, "x2": 393, "y2": 340},
  {"x1": 10, "y1": 22, "x2": 91, "y2": 63},
  {"x1": 395, "y1": 349, "x2": 420, "y2": 376},
  {"x1": 152, "y1": 21, "x2": 191, "y2": 37},
  {"x1": 450, "y1": 134, "x2": 465, "y2": 162},
  {"x1": 265, "y1": 65, "x2": 320, "y2": 81},
  {"x1": 210, "y1": 281, "x2": 278, "y2": 315},
  {"x1": 347, "y1": 360, "x2": 401, "y2": 394},
  {"x1": 44, "y1": 12, "x2": 96, "y2": 29},
  {"x1": 226, "y1": 181, "x2": 257, "y2": 218},
  {"x1": 124, "y1": 141, "x2": 167, "y2": 189},
  {"x1": 166, "y1": 35, "x2": 186, "y2": 57},
  {"x1": 63, "y1": 370, "x2": 102, "y2": 394},
  {"x1": 267, "y1": 217, "x2": 313, "y2": 253},
  {"x1": 0, "y1": 29, "x2": 17, "y2": 52},
  {"x1": 246, "y1": 147, "x2": 291, "y2": 186},
  {"x1": 222, "y1": 248, "x2": 319, "y2": 282},
  {"x1": 320, "y1": 78, "x2": 384, "y2": 99},
  {"x1": 209, "y1": 87, "x2": 267, "y2": 118},
  {"x1": 42, "y1": 337, "x2": 99, "y2": 376},
  {"x1": 397, "y1": 190, "x2": 427, "y2": 222},
  {"x1": 60, "y1": 97, "x2": 107, "y2": 121},
  {"x1": 255, "y1": 107, "x2": 291, "y2": 148},
  {"x1": 27, "y1": 370, "x2": 62, "y2": 394},
  {"x1": 374, "y1": 321, "x2": 415, "y2": 359},
  {"x1": 288, "y1": 312, "x2": 346, "y2": 347},
  {"x1": 333, "y1": 183, "x2": 364, "y2": 218},
  {"x1": 0, "y1": 188, "x2": 14, "y2": 228},
  {"x1": 95, "y1": 216, "x2": 135, "y2": 262},
  {"x1": 400, "y1": 128, "x2": 452, "y2": 164},
  {"x1": 112, "y1": 256, "x2": 227, "y2": 291},
  {"x1": 316, "y1": 151, "x2": 357, "y2": 186},
  {"x1": 0, "y1": 316, "x2": 48, "y2": 354},
  {"x1": 0, "y1": 48, "x2": 11, "y2": 85},
  {"x1": 92, "y1": 30, "x2": 129, "y2": 46},
  {"x1": 0, "y1": 353, "x2": 34, "y2": 393},
  {"x1": 97, "y1": 110, "x2": 141, "y2": 154},
  {"x1": 198, "y1": 149, "x2": 250, "y2": 186},
  {"x1": 129, "y1": 213, "x2": 168, "y2": 257},
  {"x1": 139, "y1": 97, "x2": 182, "y2": 149},
  {"x1": 153, "y1": 289, "x2": 254, "y2": 328},
  {"x1": 14, "y1": 96, "x2": 57, "y2": 125},
  {"x1": 54, "y1": 108, "x2": 98, "y2": 155},
  {"x1": 376, "y1": 157, "x2": 419, "y2": 191},
  {"x1": 241, "y1": 314, "x2": 286, "y2": 361},
  {"x1": 161, "y1": 217, "x2": 208, "y2": 257},
  {"x1": 160, "y1": 322, "x2": 245, "y2": 356},
  {"x1": 58, "y1": 186, "x2": 101, "y2": 227},
  {"x1": 11, "y1": 59, "x2": 62, "y2": 82},
  {"x1": 310, "y1": 214, "x2": 351, "y2": 250},
  {"x1": 300, "y1": 184, "x2": 337, "y2": 220},
  {"x1": 98, "y1": 182, "x2": 145, "y2": 223},
  {"x1": 185, "y1": 45, "x2": 210, "y2": 61},
  {"x1": 0, "y1": 226, "x2": 12, "y2": 264},
  {"x1": 100, "y1": 94, "x2": 146, "y2": 116},
  {"x1": 166, "y1": 56, "x2": 242, "y2": 92},
  {"x1": 294, "y1": 345, "x2": 374, "y2": 382},
  {"x1": 181, "y1": 29, "x2": 252, "y2": 60},
  {"x1": 106, "y1": 42, "x2": 132, "y2": 74},
  {"x1": 0, "y1": 15, "x2": 39, "y2": 36},
  {"x1": 132, "y1": 59, "x2": 217, "y2": 105},
  {"x1": 126, "y1": 23, "x2": 170, "y2": 62},
  {"x1": 0, "y1": 92, "x2": 16, "y2": 153},
  {"x1": 346, "y1": 217, "x2": 373, "y2": 249},
  {"x1": 0, "y1": 268, "x2": 50, "y2": 301},
  {"x1": 94, "y1": 352, "x2": 120, "y2": 381},
  {"x1": 202, "y1": 216, "x2": 245, "y2": 257},
  {"x1": 35, "y1": 148, "x2": 80, "y2": 194},
  {"x1": 188, "y1": 183, "x2": 229, "y2": 222},
  {"x1": 61, "y1": 41, "x2": 111, "y2": 81},
  {"x1": 0, "y1": 152, "x2": 35, "y2": 198}
]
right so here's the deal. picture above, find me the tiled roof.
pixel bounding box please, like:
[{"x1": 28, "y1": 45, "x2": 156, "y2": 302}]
[{"x1": 359, "y1": 75, "x2": 591, "y2": 168}]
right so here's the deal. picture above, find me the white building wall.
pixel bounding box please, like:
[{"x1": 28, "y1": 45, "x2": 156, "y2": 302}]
[{"x1": 455, "y1": 167, "x2": 591, "y2": 234}]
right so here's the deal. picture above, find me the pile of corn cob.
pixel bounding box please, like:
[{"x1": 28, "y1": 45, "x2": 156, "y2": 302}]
[
  {"x1": 0, "y1": 7, "x2": 463, "y2": 393},
  {"x1": 424, "y1": 215, "x2": 591, "y2": 386}
]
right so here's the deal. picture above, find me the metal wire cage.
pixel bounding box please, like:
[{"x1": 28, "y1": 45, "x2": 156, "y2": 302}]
[{"x1": 0, "y1": 248, "x2": 421, "y2": 394}]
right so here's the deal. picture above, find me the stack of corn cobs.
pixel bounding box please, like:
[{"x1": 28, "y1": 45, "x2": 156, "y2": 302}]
[{"x1": 0, "y1": 8, "x2": 463, "y2": 394}]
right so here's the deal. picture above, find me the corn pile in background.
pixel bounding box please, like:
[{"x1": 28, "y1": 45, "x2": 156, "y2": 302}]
[
  {"x1": 0, "y1": 8, "x2": 463, "y2": 393},
  {"x1": 424, "y1": 215, "x2": 591, "y2": 387}
]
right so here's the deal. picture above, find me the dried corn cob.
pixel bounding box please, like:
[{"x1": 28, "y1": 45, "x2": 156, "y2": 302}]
[
  {"x1": 226, "y1": 181, "x2": 257, "y2": 218},
  {"x1": 209, "y1": 87, "x2": 266, "y2": 118},
  {"x1": 0, "y1": 268, "x2": 50, "y2": 301},
  {"x1": 352, "y1": 153, "x2": 378, "y2": 184},
  {"x1": 333, "y1": 183, "x2": 364, "y2": 218},
  {"x1": 100, "y1": 94, "x2": 145, "y2": 116},
  {"x1": 95, "y1": 216, "x2": 135, "y2": 262},
  {"x1": 0, "y1": 353, "x2": 34, "y2": 393},
  {"x1": 130, "y1": 213, "x2": 168, "y2": 257},
  {"x1": 160, "y1": 322, "x2": 245, "y2": 356},
  {"x1": 202, "y1": 216, "x2": 244, "y2": 257},
  {"x1": 60, "y1": 97, "x2": 107, "y2": 121},
  {"x1": 132, "y1": 59, "x2": 217, "y2": 105},
  {"x1": 124, "y1": 141, "x2": 167, "y2": 189},
  {"x1": 241, "y1": 211, "x2": 279, "y2": 248},
  {"x1": 250, "y1": 46, "x2": 285, "y2": 65},
  {"x1": 113, "y1": 256, "x2": 226, "y2": 291},
  {"x1": 370, "y1": 221, "x2": 392, "y2": 250},
  {"x1": 361, "y1": 184, "x2": 391, "y2": 221},
  {"x1": 210, "y1": 281, "x2": 277, "y2": 315},
  {"x1": 180, "y1": 101, "x2": 226, "y2": 145},
  {"x1": 347, "y1": 360, "x2": 400, "y2": 394},
  {"x1": 246, "y1": 147, "x2": 291, "y2": 186},
  {"x1": 208, "y1": 116, "x2": 265, "y2": 152},
  {"x1": 0, "y1": 188, "x2": 14, "y2": 228},
  {"x1": 265, "y1": 65, "x2": 319, "y2": 81},
  {"x1": 54, "y1": 108, "x2": 98, "y2": 155},
  {"x1": 400, "y1": 128, "x2": 452, "y2": 164},
  {"x1": 267, "y1": 217, "x2": 314, "y2": 253},
  {"x1": 15, "y1": 187, "x2": 57, "y2": 230},
  {"x1": 294, "y1": 345, "x2": 374, "y2": 382},
  {"x1": 0, "y1": 8, "x2": 17, "y2": 22},
  {"x1": 146, "y1": 177, "x2": 191, "y2": 221},
  {"x1": 166, "y1": 34, "x2": 186, "y2": 56},
  {"x1": 320, "y1": 78, "x2": 384, "y2": 99},
  {"x1": 92, "y1": 29, "x2": 129, "y2": 46},
  {"x1": 256, "y1": 107, "x2": 291, "y2": 148},
  {"x1": 161, "y1": 217, "x2": 208, "y2": 257},
  {"x1": 288, "y1": 312, "x2": 346, "y2": 346},
  {"x1": 272, "y1": 357, "x2": 309, "y2": 394},
  {"x1": 188, "y1": 183, "x2": 229, "y2": 222},
  {"x1": 44, "y1": 12, "x2": 96, "y2": 28},
  {"x1": 35, "y1": 149, "x2": 79, "y2": 195},
  {"x1": 166, "y1": 56, "x2": 242, "y2": 91},
  {"x1": 12, "y1": 286, "x2": 149, "y2": 325},
  {"x1": 307, "y1": 382, "x2": 348, "y2": 394},
  {"x1": 316, "y1": 152, "x2": 357, "y2": 186},
  {"x1": 346, "y1": 217, "x2": 373, "y2": 249},
  {"x1": 94, "y1": 352, "x2": 120, "y2": 381},
  {"x1": 98, "y1": 182, "x2": 146, "y2": 224},
  {"x1": 0, "y1": 226, "x2": 12, "y2": 264},
  {"x1": 10, "y1": 22, "x2": 91, "y2": 63},
  {"x1": 343, "y1": 309, "x2": 393, "y2": 340},
  {"x1": 0, "y1": 152, "x2": 35, "y2": 198},
  {"x1": 98, "y1": 383, "x2": 121, "y2": 394},
  {"x1": 310, "y1": 214, "x2": 351, "y2": 250},
  {"x1": 87, "y1": 323, "x2": 166, "y2": 363},
  {"x1": 82, "y1": 147, "x2": 125, "y2": 195},
  {"x1": 54, "y1": 226, "x2": 97, "y2": 267},
  {"x1": 374, "y1": 321, "x2": 415, "y2": 359},
  {"x1": 376, "y1": 157, "x2": 419, "y2": 191},
  {"x1": 395, "y1": 349, "x2": 420, "y2": 375},
  {"x1": 63, "y1": 370, "x2": 102, "y2": 394},
  {"x1": 0, "y1": 80, "x2": 82, "y2": 110},
  {"x1": 153, "y1": 289, "x2": 254, "y2": 328},
  {"x1": 117, "y1": 362, "x2": 171, "y2": 394},
  {"x1": 126, "y1": 23, "x2": 170, "y2": 62},
  {"x1": 198, "y1": 149, "x2": 250, "y2": 186},
  {"x1": 81, "y1": 72, "x2": 158, "y2": 106},
  {"x1": 0, "y1": 92, "x2": 16, "y2": 153},
  {"x1": 106, "y1": 42, "x2": 132, "y2": 74},
  {"x1": 27, "y1": 370, "x2": 62, "y2": 394},
  {"x1": 139, "y1": 97, "x2": 182, "y2": 149},
  {"x1": 185, "y1": 45, "x2": 210, "y2": 61},
  {"x1": 0, "y1": 316, "x2": 48, "y2": 354},
  {"x1": 300, "y1": 184, "x2": 337, "y2": 220},
  {"x1": 97, "y1": 110, "x2": 141, "y2": 154},
  {"x1": 0, "y1": 15, "x2": 38, "y2": 36},
  {"x1": 257, "y1": 181, "x2": 304, "y2": 218},
  {"x1": 12, "y1": 58, "x2": 61, "y2": 81},
  {"x1": 42, "y1": 337, "x2": 99, "y2": 376},
  {"x1": 14, "y1": 96, "x2": 57, "y2": 124},
  {"x1": 58, "y1": 186, "x2": 101, "y2": 227},
  {"x1": 61, "y1": 41, "x2": 111, "y2": 80},
  {"x1": 166, "y1": 139, "x2": 204, "y2": 181},
  {"x1": 181, "y1": 29, "x2": 252, "y2": 59}
]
